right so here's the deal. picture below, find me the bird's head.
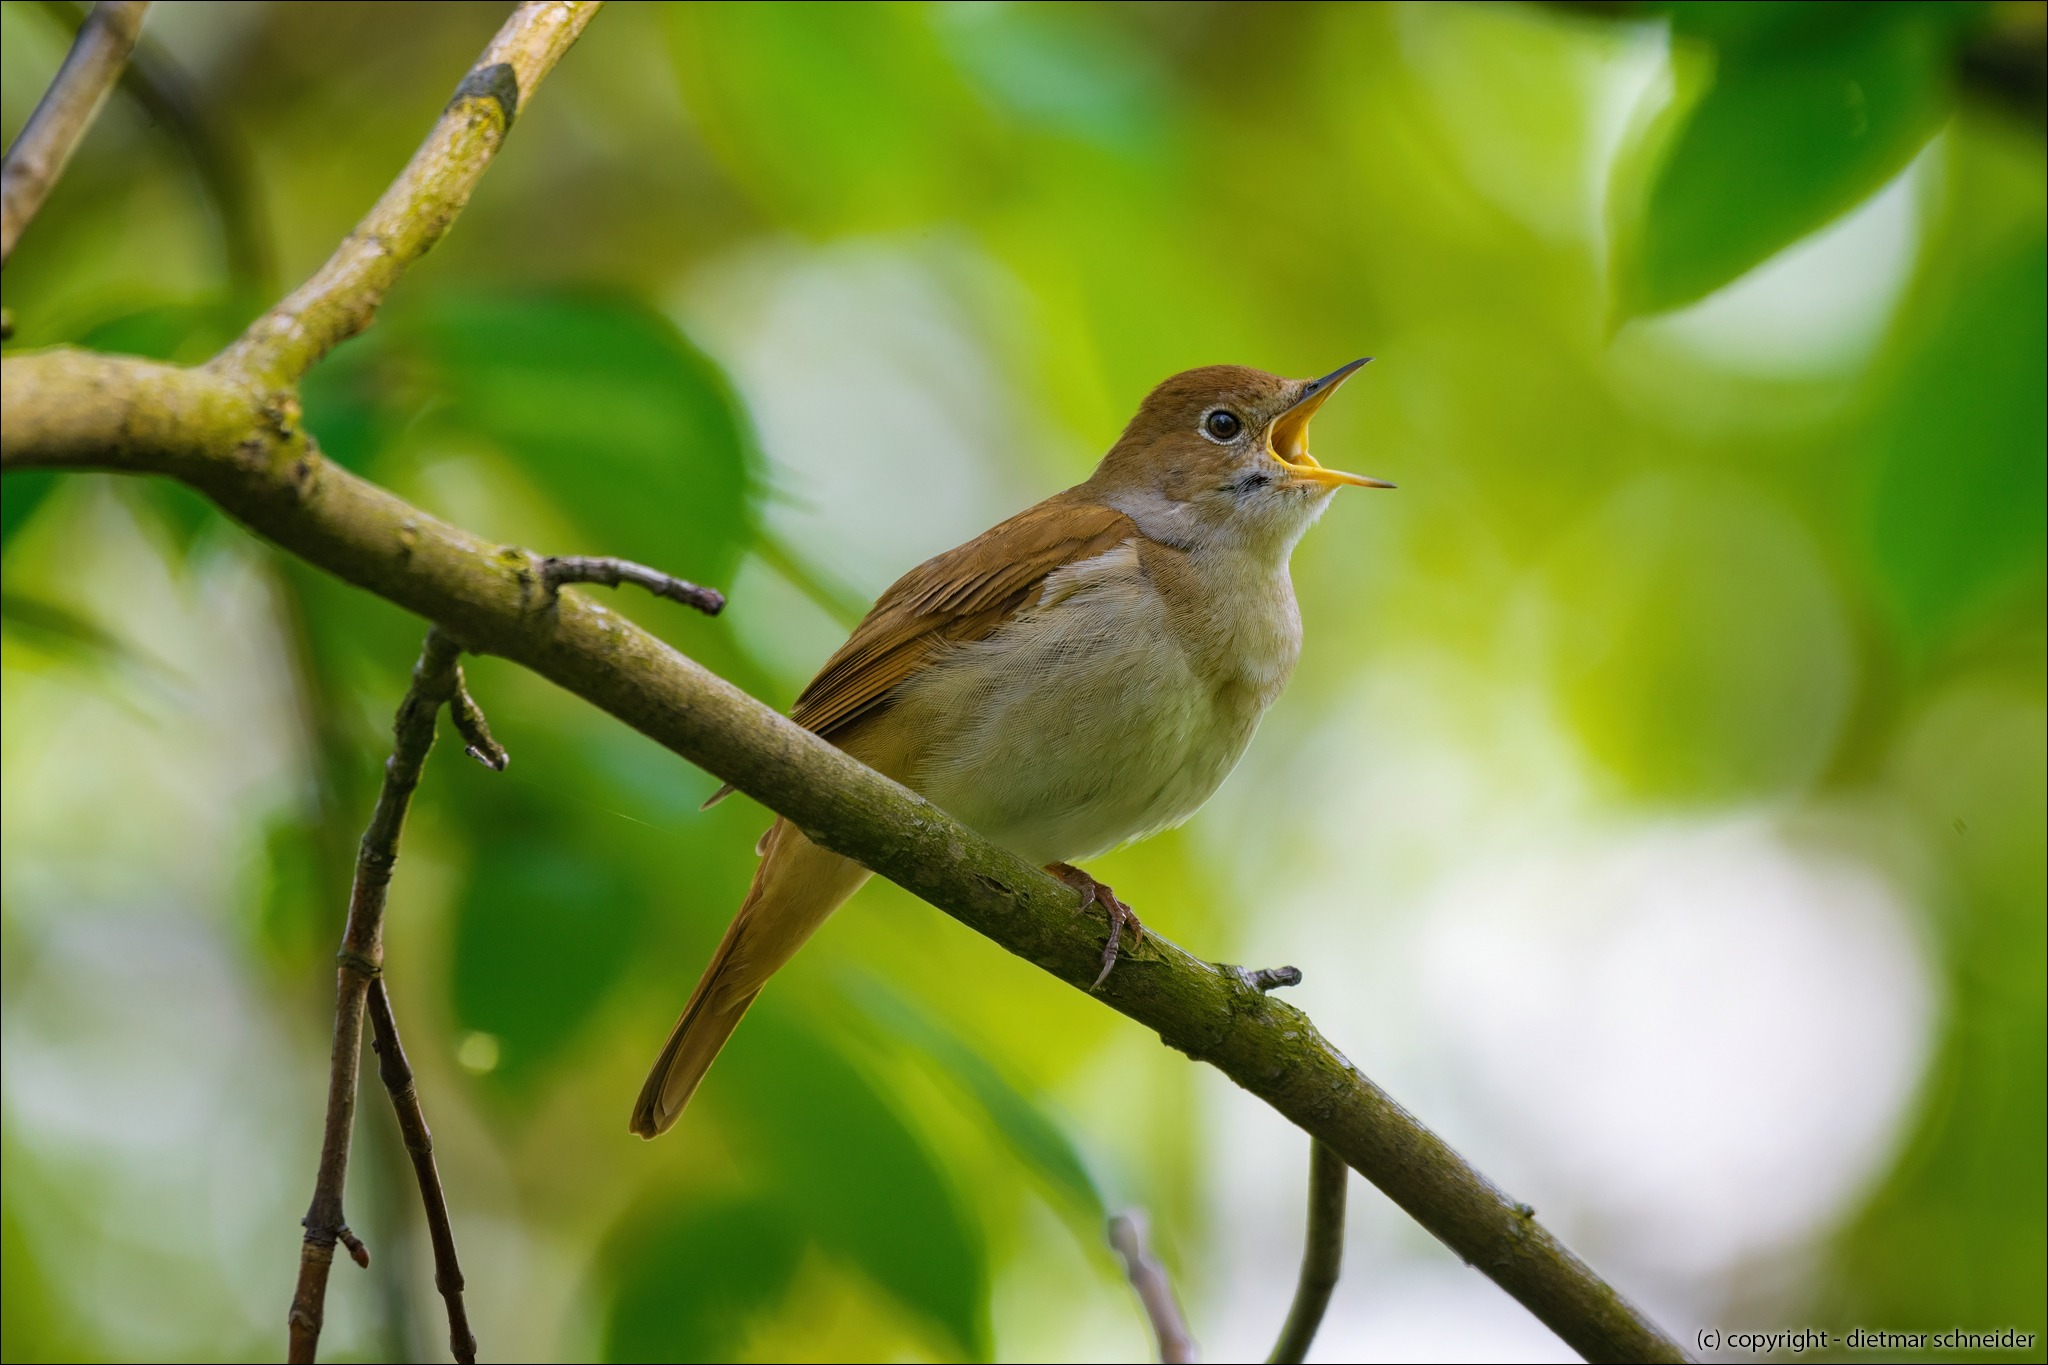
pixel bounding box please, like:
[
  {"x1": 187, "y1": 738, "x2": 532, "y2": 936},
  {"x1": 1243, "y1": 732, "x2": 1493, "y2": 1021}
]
[{"x1": 1086, "y1": 361, "x2": 1391, "y2": 558}]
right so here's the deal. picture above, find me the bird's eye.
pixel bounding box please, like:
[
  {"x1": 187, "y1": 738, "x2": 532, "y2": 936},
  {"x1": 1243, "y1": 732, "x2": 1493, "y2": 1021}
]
[{"x1": 1203, "y1": 409, "x2": 1242, "y2": 442}]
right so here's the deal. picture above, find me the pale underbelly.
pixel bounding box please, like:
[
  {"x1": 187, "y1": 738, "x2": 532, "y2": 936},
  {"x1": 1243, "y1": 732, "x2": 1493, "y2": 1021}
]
[{"x1": 890, "y1": 595, "x2": 1270, "y2": 866}]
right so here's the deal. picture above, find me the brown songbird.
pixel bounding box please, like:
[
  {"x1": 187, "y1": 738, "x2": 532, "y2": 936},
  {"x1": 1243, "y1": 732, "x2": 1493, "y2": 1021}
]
[{"x1": 631, "y1": 361, "x2": 1391, "y2": 1138}]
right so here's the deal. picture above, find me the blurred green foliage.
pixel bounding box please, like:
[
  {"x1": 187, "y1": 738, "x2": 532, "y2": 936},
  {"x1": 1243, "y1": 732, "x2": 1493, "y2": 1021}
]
[
  {"x1": 1612, "y1": 2, "x2": 1976, "y2": 316},
  {"x1": 1, "y1": 2, "x2": 2042, "y2": 1362}
]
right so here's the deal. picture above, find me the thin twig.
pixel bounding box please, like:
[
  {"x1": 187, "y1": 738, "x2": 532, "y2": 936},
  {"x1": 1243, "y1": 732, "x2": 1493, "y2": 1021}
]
[
  {"x1": 1268, "y1": 1142, "x2": 1349, "y2": 1364},
  {"x1": 367, "y1": 979, "x2": 477, "y2": 1365},
  {"x1": 1109, "y1": 1212, "x2": 1198, "y2": 1364},
  {"x1": 288, "y1": 629, "x2": 471, "y2": 1365},
  {"x1": 1243, "y1": 964, "x2": 1303, "y2": 993},
  {"x1": 215, "y1": 0, "x2": 601, "y2": 387},
  {"x1": 0, "y1": 0, "x2": 150, "y2": 265},
  {"x1": 541, "y1": 554, "x2": 726, "y2": 616}
]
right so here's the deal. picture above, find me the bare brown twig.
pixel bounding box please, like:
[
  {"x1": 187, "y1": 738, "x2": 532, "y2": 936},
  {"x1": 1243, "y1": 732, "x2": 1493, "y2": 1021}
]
[
  {"x1": 366, "y1": 979, "x2": 477, "y2": 1365},
  {"x1": 542, "y1": 553, "x2": 727, "y2": 616},
  {"x1": 1109, "y1": 1211, "x2": 1198, "y2": 1364},
  {"x1": 0, "y1": 0, "x2": 150, "y2": 265},
  {"x1": 290, "y1": 629, "x2": 477, "y2": 1364},
  {"x1": 1268, "y1": 1142, "x2": 1350, "y2": 1364}
]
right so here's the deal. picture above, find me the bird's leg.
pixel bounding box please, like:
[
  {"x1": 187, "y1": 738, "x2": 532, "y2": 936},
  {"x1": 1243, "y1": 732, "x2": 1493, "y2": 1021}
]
[{"x1": 1045, "y1": 863, "x2": 1144, "y2": 990}]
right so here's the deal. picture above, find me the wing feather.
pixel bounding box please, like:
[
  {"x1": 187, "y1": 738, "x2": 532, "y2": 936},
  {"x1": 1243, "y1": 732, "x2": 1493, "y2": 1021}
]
[{"x1": 791, "y1": 492, "x2": 1137, "y2": 741}]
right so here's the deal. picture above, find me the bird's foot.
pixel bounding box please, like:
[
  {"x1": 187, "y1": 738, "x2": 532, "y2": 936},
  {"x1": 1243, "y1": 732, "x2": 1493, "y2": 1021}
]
[{"x1": 1046, "y1": 863, "x2": 1144, "y2": 990}]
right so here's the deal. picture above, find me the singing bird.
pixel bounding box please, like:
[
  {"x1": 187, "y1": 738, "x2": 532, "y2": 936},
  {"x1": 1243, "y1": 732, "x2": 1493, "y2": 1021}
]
[{"x1": 631, "y1": 361, "x2": 1391, "y2": 1138}]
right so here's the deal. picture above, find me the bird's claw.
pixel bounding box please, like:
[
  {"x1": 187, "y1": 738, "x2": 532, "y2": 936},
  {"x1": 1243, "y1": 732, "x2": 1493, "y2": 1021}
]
[{"x1": 1047, "y1": 863, "x2": 1144, "y2": 990}]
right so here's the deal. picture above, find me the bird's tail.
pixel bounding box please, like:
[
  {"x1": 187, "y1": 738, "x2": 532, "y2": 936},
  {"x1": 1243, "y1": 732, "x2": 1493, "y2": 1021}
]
[{"x1": 630, "y1": 819, "x2": 868, "y2": 1138}]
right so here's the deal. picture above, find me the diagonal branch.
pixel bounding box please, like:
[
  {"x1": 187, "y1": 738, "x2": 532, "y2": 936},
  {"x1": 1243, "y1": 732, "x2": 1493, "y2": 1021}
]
[
  {"x1": 214, "y1": 0, "x2": 600, "y2": 387},
  {"x1": 0, "y1": 0, "x2": 150, "y2": 265},
  {"x1": 0, "y1": 348, "x2": 1689, "y2": 1365},
  {"x1": 0, "y1": 1, "x2": 1685, "y2": 1357}
]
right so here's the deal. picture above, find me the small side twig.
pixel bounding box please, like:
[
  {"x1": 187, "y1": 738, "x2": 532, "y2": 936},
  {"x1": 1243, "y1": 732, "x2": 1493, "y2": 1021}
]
[
  {"x1": 1244, "y1": 964, "x2": 1303, "y2": 993},
  {"x1": 1109, "y1": 1211, "x2": 1198, "y2": 1364},
  {"x1": 449, "y1": 670, "x2": 508, "y2": 771},
  {"x1": 1, "y1": 0, "x2": 150, "y2": 265},
  {"x1": 288, "y1": 628, "x2": 491, "y2": 1364},
  {"x1": 367, "y1": 980, "x2": 477, "y2": 1364},
  {"x1": 1268, "y1": 1141, "x2": 1349, "y2": 1364},
  {"x1": 541, "y1": 554, "x2": 725, "y2": 615}
]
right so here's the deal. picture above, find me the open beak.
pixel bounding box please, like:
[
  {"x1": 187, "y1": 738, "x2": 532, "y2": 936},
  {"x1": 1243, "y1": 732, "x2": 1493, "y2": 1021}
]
[{"x1": 1267, "y1": 358, "x2": 1395, "y2": 489}]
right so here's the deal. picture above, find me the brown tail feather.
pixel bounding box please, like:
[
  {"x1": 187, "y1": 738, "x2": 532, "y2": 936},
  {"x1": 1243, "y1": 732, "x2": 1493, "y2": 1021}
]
[{"x1": 630, "y1": 819, "x2": 869, "y2": 1138}]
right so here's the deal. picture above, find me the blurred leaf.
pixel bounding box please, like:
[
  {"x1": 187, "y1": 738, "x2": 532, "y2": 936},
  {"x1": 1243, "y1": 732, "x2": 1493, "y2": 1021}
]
[
  {"x1": 297, "y1": 333, "x2": 394, "y2": 475},
  {"x1": 1825, "y1": 686, "x2": 2046, "y2": 1353},
  {"x1": 716, "y1": 1005, "x2": 990, "y2": 1360},
  {"x1": 0, "y1": 591, "x2": 180, "y2": 686},
  {"x1": 602, "y1": 1194, "x2": 804, "y2": 1364},
  {"x1": 302, "y1": 290, "x2": 760, "y2": 586},
  {"x1": 73, "y1": 299, "x2": 235, "y2": 365},
  {"x1": 408, "y1": 292, "x2": 758, "y2": 583},
  {"x1": 933, "y1": 3, "x2": 1167, "y2": 156},
  {"x1": 840, "y1": 969, "x2": 1107, "y2": 1225},
  {"x1": 1, "y1": 472, "x2": 58, "y2": 552},
  {"x1": 1, "y1": 1184, "x2": 91, "y2": 1363},
  {"x1": 251, "y1": 812, "x2": 336, "y2": 970},
  {"x1": 1865, "y1": 235, "x2": 2047, "y2": 649},
  {"x1": 666, "y1": 2, "x2": 997, "y2": 232},
  {"x1": 450, "y1": 803, "x2": 648, "y2": 1088},
  {"x1": 1612, "y1": 5, "x2": 1965, "y2": 317},
  {"x1": 1544, "y1": 474, "x2": 1854, "y2": 802}
]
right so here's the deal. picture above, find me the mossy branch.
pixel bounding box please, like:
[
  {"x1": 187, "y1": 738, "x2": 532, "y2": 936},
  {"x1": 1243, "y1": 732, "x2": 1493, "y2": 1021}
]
[
  {"x1": 0, "y1": 2, "x2": 1686, "y2": 1360},
  {"x1": 0, "y1": 339, "x2": 1686, "y2": 1365}
]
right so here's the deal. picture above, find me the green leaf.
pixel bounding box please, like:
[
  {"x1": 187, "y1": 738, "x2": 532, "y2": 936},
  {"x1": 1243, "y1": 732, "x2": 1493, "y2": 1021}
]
[
  {"x1": 1612, "y1": 5, "x2": 1964, "y2": 317},
  {"x1": 305, "y1": 290, "x2": 761, "y2": 586},
  {"x1": 839, "y1": 969, "x2": 1107, "y2": 1225},
  {"x1": 1, "y1": 471, "x2": 58, "y2": 552},
  {"x1": 2, "y1": 1175, "x2": 91, "y2": 1363},
  {"x1": 449, "y1": 794, "x2": 649, "y2": 1088},
  {"x1": 1543, "y1": 474, "x2": 1855, "y2": 803},
  {"x1": 666, "y1": 2, "x2": 997, "y2": 232},
  {"x1": 297, "y1": 332, "x2": 395, "y2": 475},
  {"x1": 73, "y1": 299, "x2": 235, "y2": 365},
  {"x1": 602, "y1": 1194, "x2": 804, "y2": 1364},
  {"x1": 1866, "y1": 236, "x2": 2047, "y2": 648},
  {"x1": 406, "y1": 292, "x2": 757, "y2": 584},
  {"x1": 715, "y1": 1005, "x2": 991, "y2": 1360},
  {"x1": 0, "y1": 591, "x2": 181, "y2": 685}
]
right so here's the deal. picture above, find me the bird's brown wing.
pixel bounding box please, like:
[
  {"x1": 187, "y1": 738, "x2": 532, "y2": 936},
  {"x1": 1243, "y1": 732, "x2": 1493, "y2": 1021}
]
[
  {"x1": 705, "y1": 492, "x2": 1137, "y2": 806},
  {"x1": 791, "y1": 491, "x2": 1138, "y2": 741}
]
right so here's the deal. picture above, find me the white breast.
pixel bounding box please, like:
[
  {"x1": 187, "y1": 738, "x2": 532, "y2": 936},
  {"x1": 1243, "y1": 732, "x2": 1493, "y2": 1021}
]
[{"x1": 891, "y1": 540, "x2": 1298, "y2": 866}]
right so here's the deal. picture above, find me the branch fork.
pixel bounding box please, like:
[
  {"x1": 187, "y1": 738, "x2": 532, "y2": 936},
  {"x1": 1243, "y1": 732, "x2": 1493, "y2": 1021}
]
[{"x1": 288, "y1": 628, "x2": 498, "y2": 1365}]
